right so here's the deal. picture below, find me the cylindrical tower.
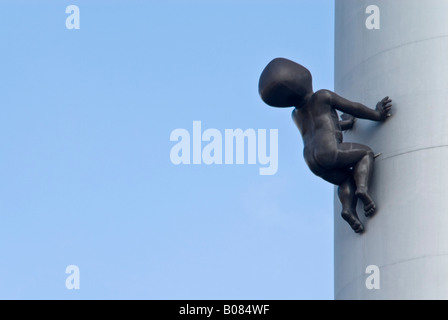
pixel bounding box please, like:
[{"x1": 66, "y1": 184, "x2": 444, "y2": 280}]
[{"x1": 334, "y1": 0, "x2": 448, "y2": 299}]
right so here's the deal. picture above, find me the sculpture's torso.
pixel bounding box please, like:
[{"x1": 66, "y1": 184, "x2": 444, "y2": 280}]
[{"x1": 292, "y1": 91, "x2": 343, "y2": 172}]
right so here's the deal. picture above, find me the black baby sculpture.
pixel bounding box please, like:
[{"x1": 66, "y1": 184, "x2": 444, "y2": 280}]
[{"x1": 259, "y1": 58, "x2": 392, "y2": 233}]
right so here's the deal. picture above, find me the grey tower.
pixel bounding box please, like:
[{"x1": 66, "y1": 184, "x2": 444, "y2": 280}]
[{"x1": 334, "y1": 0, "x2": 448, "y2": 299}]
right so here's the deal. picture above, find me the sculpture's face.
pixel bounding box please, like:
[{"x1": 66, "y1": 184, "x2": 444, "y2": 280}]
[{"x1": 259, "y1": 58, "x2": 313, "y2": 108}]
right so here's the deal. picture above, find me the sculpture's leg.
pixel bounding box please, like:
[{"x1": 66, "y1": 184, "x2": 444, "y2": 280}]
[
  {"x1": 353, "y1": 151, "x2": 375, "y2": 217},
  {"x1": 335, "y1": 143, "x2": 376, "y2": 217},
  {"x1": 315, "y1": 167, "x2": 364, "y2": 233},
  {"x1": 338, "y1": 177, "x2": 364, "y2": 233}
]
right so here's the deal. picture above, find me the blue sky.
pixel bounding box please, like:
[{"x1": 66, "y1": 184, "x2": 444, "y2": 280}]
[{"x1": 0, "y1": 0, "x2": 335, "y2": 299}]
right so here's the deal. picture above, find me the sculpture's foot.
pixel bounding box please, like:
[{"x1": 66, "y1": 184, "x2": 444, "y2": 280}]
[
  {"x1": 342, "y1": 210, "x2": 364, "y2": 234},
  {"x1": 355, "y1": 188, "x2": 376, "y2": 217}
]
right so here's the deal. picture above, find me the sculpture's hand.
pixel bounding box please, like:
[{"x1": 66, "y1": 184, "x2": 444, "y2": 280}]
[
  {"x1": 375, "y1": 96, "x2": 392, "y2": 121},
  {"x1": 340, "y1": 113, "x2": 356, "y2": 130}
]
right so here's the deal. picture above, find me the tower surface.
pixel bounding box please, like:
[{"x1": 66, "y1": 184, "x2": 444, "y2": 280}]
[{"x1": 334, "y1": 0, "x2": 448, "y2": 299}]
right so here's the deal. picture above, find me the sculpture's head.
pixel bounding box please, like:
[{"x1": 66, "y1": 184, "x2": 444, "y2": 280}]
[{"x1": 259, "y1": 58, "x2": 313, "y2": 108}]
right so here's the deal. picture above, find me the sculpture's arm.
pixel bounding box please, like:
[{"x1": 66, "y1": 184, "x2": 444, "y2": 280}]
[
  {"x1": 339, "y1": 114, "x2": 355, "y2": 131},
  {"x1": 319, "y1": 90, "x2": 392, "y2": 121}
]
